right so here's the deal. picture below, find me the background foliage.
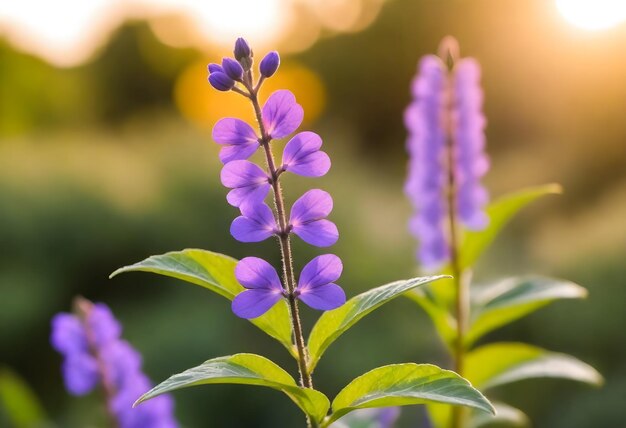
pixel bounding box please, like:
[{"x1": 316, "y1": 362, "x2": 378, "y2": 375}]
[{"x1": 1, "y1": 0, "x2": 625, "y2": 426}]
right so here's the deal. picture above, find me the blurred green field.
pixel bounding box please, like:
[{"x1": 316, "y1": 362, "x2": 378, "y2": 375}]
[{"x1": 1, "y1": 0, "x2": 625, "y2": 426}]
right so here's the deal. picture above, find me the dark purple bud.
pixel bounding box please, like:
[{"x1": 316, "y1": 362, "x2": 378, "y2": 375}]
[
  {"x1": 234, "y1": 38, "x2": 253, "y2": 71},
  {"x1": 222, "y1": 58, "x2": 244, "y2": 81},
  {"x1": 234, "y1": 38, "x2": 251, "y2": 61},
  {"x1": 207, "y1": 63, "x2": 223, "y2": 74},
  {"x1": 208, "y1": 72, "x2": 235, "y2": 91},
  {"x1": 260, "y1": 51, "x2": 280, "y2": 78}
]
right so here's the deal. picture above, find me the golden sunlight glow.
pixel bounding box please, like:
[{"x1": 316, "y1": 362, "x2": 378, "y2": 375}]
[
  {"x1": 556, "y1": 0, "x2": 626, "y2": 30},
  {"x1": 175, "y1": 60, "x2": 326, "y2": 130}
]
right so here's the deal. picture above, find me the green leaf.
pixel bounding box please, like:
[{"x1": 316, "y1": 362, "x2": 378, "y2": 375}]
[
  {"x1": 465, "y1": 343, "x2": 603, "y2": 390},
  {"x1": 325, "y1": 364, "x2": 494, "y2": 426},
  {"x1": 459, "y1": 183, "x2": 562, "y2": 270},
  {"x1": 0, "y1": 367, "x2": 49, "y2": 428},
  {"x1": 430, "y1": 184, "x2": 562, "y2": 307},
  {"x1": 405, "y1": 287, "x2": 457, "y2": 352},
  {"x1": 470, "y1": 402, "x2": 529, "y2": 428},
  {"x1": 307, "y1": 275, "x2": 448, "y2": 372},
  {"x1": 135, "y1": 353, "x2": 330, "y2": 424},
  {"x1": 466, "y1": 276, "x2": 587, "y2": 346},
  {"x1": 110, "y1": 249, "x2": 294, "y2": 355}
]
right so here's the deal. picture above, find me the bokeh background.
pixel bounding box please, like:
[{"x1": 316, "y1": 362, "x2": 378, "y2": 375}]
[{"x1": 1, "y1": 0, "x2": 625, "y2": 426}]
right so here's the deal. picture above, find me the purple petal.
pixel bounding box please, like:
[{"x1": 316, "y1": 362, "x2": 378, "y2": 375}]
[
  {"x1": 289, "y1": 189, "x2": 333, "y2": 224},
  {"x1": 262, "y1": 90, "x2": 304, "y2": 139},
  {"x1": 298, "y1": 254, "x2": 343, "y2": 290},
  {"x1": 88, "y1": 303, "x2": 122, "y2": 349},
  {"x1": 232, "y1": 289, "x2": 283, "y2": 319},
  {"x1": 220, "y1": 160, "x2": 270, "y2": 207},
  {"x1": 297, "y1": 283, "x2": 345, "y2": 311},
  {"x1": 282, "y1": 132, "x2": 331, "y2": 177},
  {"x1": 62, "y1": 352, "x2": 99, "y2": 395},
  {"x1": 51, "y1": 313, "x2": 87, "y2": 355},
  {"x1": 213, "y1": 118, "x2": 260, "y2": 163},
  {"x1": 230, "y1": 203, "x2": 278, "y2": 242},
  {"x1": 235, "y1": 257, "x2": 283, "y2": 291},
  {"x1": 292, "y1": 219, "x2": 338, "y2": 247},
  {"x1": 208, "y1": 72, "x2": 234, "y2": 91}
]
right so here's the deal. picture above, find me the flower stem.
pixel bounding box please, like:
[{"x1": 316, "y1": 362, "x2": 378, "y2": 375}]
[
  {"x1": 243, "y1": 84, "x2": 313, "y2": 390},
  {"x1": 440, "y1": 42, "x2": 469, "y2": 428}
]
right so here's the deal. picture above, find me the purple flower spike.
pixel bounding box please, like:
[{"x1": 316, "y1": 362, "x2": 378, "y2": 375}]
[
  {"x1": 232, "y1": 257, "x2": 285, "y2": 319},
  {"x1": 260, "y1": 51, "x2": 280, "y2": 78},
  {"x1": 289, "y1": 189, "x2": 338, "y2": 247},
  {"x1": 231, "y1": 202, "x2": 279, "y2": 242},
  {"x1": 207, "y1": 63, "x2": 223, "y2": 74},
  {"x1": 213, "y1": 118, "x2": 260, "y2": 163},
  {"x1": 222, "y1": 57, "x2": 244, "y2": 81},
  {"x1": 220, "y1": 160, "x2": 271, "y2": 208},
  {"x1": 262, "y1": 90, "x2": 304, "y2": 139},
  {"x1": 208, "y1": 72, "x2": 235, "y2": 91},
  {"x1": 282, "y1": 131, "x2": 331, "y2": 177},
  {"x1": 295, "y1": 254, "x2": 345, "y2": 311}
]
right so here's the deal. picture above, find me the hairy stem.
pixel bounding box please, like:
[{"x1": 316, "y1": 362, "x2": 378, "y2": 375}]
[{"x1": 243, "y1": 84, "x2": 313, "y2": 390}]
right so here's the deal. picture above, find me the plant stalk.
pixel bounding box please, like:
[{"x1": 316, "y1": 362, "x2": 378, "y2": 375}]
[{"x1": 243, "y1": 83, "x2": 314, "y2": 391}]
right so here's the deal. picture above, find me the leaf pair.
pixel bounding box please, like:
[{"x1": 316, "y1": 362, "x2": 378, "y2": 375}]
[{"x1": 134, "y1": 353, "x2": 494, "y2": 426}]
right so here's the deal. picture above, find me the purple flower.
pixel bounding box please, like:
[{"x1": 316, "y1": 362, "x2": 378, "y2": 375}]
[
  {"x1": 282, "y1": 132, "x2": 331, "y2": 177},
  {"x1": 51, "y1": 298, "x2": 178, "y2": 427},
  {"x1": 212, "y1": 118, "x2": 260, "y2": 164},
  {"x1": 289, "y1": 189, "x2": 338, "y2": 247},
  {"x1": 262, "y1": 90, "x2": 304, "y2": 139},
  {"x1": 232, "y1": 255, "x2": 345, "y2": 319},
  {"x1": 232, "y1": 257, "x2": 285, "y2": 319},
  {"x1": 404, "y1": 40, "x2": 489, "y2": 269},
  {"x1": 230, "y1": 202, "x2": 279, "y2": 242},
  {"x1": 260, "y1": 51, "x2": 280, "y2": 77},
  {"x1": 208, "y1": 72, "x2": 235, "y2": 91},
  {"x1": 294, "y1": 254, "x2": 345, "y2": 310},
  {"x1": 222, "y1": 58, "x2": 244, "y2": 81},
  {"x1": 220, "y1": 160, "x2": 271, "y2": 208}
]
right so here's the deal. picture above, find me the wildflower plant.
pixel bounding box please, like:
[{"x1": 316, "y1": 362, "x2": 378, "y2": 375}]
[
  {"x1": 109, "y1": 38, "x2": 497, "y2": 427},
  {"x1": 51, "y1": 297, "x2": 177, "y2": 428},
  {"x1": 403, "y1": 37, "x2": 602, "y2": 428}
]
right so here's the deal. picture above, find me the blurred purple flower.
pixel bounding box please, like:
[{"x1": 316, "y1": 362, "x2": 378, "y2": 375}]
[
  {"x1": 289, "y1": 189, "x2": 338, "y2": 247},
  {"x1": 234, "y1": 37, "x2": 251, "y2": 61},
  {"x1": 232, "y1": 255, "x2": 345, "y2": 319},
  {"x1": 207, "y1": 63, "x2": 223, "y2": 74},
  {"x1": 51, "y1": 298, "x2": 178, "y2": 428},
  {"x1": 404, "y1": 40, "x2": 489, "y2": 270}
]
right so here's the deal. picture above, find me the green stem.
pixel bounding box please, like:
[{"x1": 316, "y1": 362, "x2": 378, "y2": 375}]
[{"x1": 243, "y1": 84, "x2": 313, "y2": 391}]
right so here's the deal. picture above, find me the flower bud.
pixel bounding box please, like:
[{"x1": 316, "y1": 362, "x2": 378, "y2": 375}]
[
  {"x1": 234, "y1": 38, "x2": 251, "y2": 60},
  {"x1": 222, "y1": 58, "x2": 244, "y2": 81},
  {"x1": 259, "y1": 51, "x2": 280, "y2": 78},
  {"x1": 208, "y1": 72, "x2": 235, "y2": 91},
  {"x1": 234, "y1": 37, "x2": 253, "y2": 71},
  {"x1": 207, "y1": 63, "x2": 223, "y2": 74}
]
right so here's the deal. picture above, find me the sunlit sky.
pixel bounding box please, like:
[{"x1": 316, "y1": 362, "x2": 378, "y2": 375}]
[
  {"x1": 0, "y1": 0, "x2": 382, "y2": 67},
  {"x1": 0, "y1": 0, "x2": 625, "y2": 66}
]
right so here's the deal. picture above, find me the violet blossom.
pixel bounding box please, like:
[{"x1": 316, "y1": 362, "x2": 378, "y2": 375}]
[
  {"x1": 404, "y1": 37, "x2": 489, "y2": 269},
  {"x1": 208, "y1": 38, "x2": 345, "y2": 319},
  {"x1": 51, "y1": 297, "x2": 177, "y2": 428}
]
